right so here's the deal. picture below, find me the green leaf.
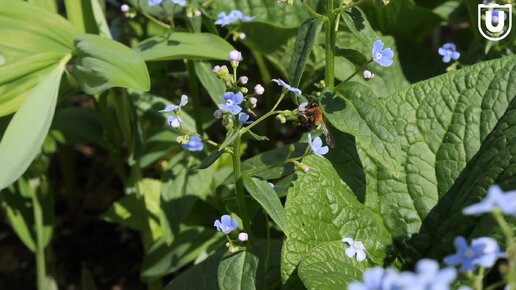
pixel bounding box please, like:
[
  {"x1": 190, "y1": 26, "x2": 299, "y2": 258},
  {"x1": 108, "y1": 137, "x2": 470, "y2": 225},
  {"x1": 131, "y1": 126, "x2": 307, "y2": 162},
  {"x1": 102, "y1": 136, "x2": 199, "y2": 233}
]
[
  {"x1": 242, "y1": 177, "x2": 287, "y2": 234},
  {"x1": 242, "y1": 144, "x2": 307, "y2": 180},
  {"x1": 0, "y1": 55, "x2": 69, "y2": 191},
  {"x1": 334, "y1": 48, "x2": 368, "y2": 67},
  {"x1": 194, "y1": 61, "x2": 226, "y2": 106},
  {"x1": 71, "y1": 34, "x2": 150, "y2": 95},
  {"x1": 321, "y1": 82, "x2": 401, "y2": 177},
  {"x1": 196, "y1": 150, "x2": 225, "y2": 170},
  {"x1": 141, "y1": 226, "x2": 221, "y2": 281},
  {"x1": 340, "y1": 7, "x2": 379, "y2": 51},
  {"x1": 27, "y1": 0, "x2": 57, "y2": 13},
  {"x1": 219, "y1": 128, "x2": 239, "y2": 151},
  {"x1": 135, "y1": 33, "x2": 235, "y2": 61},
  {"x1": 245, "y1": 130, "x2": 269, "y2": 142},
  {"x1": 218, "y1": 250, "x2": 261, "y2": 290},
  {"x1": 354, "y1": 56, "x2": 516, "y2": 263},
  {"x1": 288, "y1": 17, "x2": 323, "y2": 91},
  {"x1": 281, "y1": 156, "x2": 391, "y2": 286},
  {"x1": 51, "y1": 107, "x2": 106, "y2": 147}
]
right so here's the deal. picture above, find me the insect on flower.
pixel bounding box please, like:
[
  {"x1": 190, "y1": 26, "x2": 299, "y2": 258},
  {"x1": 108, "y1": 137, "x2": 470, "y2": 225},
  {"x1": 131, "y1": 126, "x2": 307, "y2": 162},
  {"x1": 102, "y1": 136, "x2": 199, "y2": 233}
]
[{"x1": 296, "y1": 102, "x2": 335, "y2": 148}]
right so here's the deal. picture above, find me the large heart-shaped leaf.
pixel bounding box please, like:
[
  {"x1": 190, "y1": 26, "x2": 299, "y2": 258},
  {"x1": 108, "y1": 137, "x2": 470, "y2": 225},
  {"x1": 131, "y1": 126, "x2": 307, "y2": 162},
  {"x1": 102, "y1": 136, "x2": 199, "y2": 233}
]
[{"x1": 281, "y1": 155, "x2": 391, "y2": 287}]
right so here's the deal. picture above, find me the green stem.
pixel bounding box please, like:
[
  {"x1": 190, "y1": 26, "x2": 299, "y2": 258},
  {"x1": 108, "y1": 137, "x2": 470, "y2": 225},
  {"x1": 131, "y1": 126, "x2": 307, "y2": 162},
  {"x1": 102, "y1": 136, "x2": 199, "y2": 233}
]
[
  {"x1": 301, "y1": 0, "x2": 322, "y2": 17},
  {"x1": 33, "y1": 179, "x2": 47, "y2": 290},
  {"x1": 244, "y1": 156, "x2": 303, "y2": 177},
  {"x1": 340, "y1": 59, "x2": 374, "y2": 84},
  {"x1": 492, "y1": 210, "x2": 516, "y2": 287},
  {"x1": 332, "y1": 0, "x2": 366, "y2": 13},
  {"x1": 142, "y1": 11, "x2": 171, "y2": 29},
  {"x1": 186, "y1": 61, "x2": 204, "y2": 135},
  {"x1": 473, "y1": 267, "x2": 485, "y2": 290},
  {"x1": 240, "y1": 91, "x2": 287, "y2": 136},
  {"x1": 232, "y1": 132, "x2": 252, "y2": 240},
  {"x1": 263, "y1": 213, "x2": 271, "y2": 290},
  {"x1": 324, "y1": 0, "x2": 336, "y2": 90}
]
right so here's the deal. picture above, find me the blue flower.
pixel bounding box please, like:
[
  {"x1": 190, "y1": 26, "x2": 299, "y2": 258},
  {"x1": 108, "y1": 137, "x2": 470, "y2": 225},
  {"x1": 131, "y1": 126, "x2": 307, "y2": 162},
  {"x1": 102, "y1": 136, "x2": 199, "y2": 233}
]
[
  {"x1": 348, "y1": 267, "x2": 417, "y2": 290},
  {"x1": 148, "y1": 0, "x2": 163, "y2": 6},
  {"x1": 298, "y1": 102, "x2": 308, "y2": 110},
  {"x1": 463, "y1": 185, "x2": 516, "y2": 216},
  {"x1": 438, "y1": 43, "x2": 460, "y2": 63},
  {"x1": 492, "y1": 9, "x2": 500, "y2": 23},
  {"x1": 219, "y1": 92, "x2": 244, "y2": 115},
  {"x1": 444, "y1": 236, "x2": 506, "y2": 272},
  {"x1": 214, "y1": 10, "x2": 255, "y2": 26},
  {"x1": 171, "y1": 0, "x2": 186, "y2": 6},
  {"x1": 372, "y1": 40, "x2": 394, "y2": 67},
  {"x1": 342, "y1": 237, "x2": 366, "y2": 262},
  {"x1": 413, "y1": 259, "x2": 456, "y2": 290},
  {"x1": 348, "y1": 267, "x2": 385, "y2": 290},
  {"x1": 159, "y1": 95, "x2": 188, "y2": 113},
  {"x1": 238, "y1": 112, "x2": 252, "y2": 125},
  {"x1": 167, "y1": 116, "x2": 181, "y2": 128},
  {"x1": 272, "y1": 78, "x2": 302, "y2": 95},
  {"x1": 182, "y1": 136, "x2": 204, "y2": 151},
  {"x1": 214, "y1": 215, "x2": 238, "y2": 234},
  {"x1": 308, "y1": 133, "x2": 329, "y2": 157}
]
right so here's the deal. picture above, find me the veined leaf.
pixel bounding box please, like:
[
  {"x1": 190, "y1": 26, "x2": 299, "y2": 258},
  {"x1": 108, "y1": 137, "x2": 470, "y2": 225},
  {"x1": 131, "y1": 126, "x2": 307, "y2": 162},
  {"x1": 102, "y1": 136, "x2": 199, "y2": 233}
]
[
  {"x1": 135, "y1": 33, "x2": 234, "y2": 61},
  {"x1": 194, "y1": 61, "x2": 226, "y2": 106}
]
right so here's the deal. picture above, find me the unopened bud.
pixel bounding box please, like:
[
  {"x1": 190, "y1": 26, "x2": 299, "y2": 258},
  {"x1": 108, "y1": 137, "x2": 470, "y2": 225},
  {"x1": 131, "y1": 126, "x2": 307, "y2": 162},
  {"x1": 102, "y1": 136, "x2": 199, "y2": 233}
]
[
  {"x1": 239, "y1": 32, "x2": 246, "y2": 40},
  {"x1": 254, "y1": 84, "x2": 265, "y2": 95},
  {"x1": 213, "y1": 65, "x2": 221, "y2": 73},
  {"x1": 293, "y1": 160, "x2": 310, "y2": 174},
  {"x1": 194, "y1": 10, "x2": 202, "y2": 17},
  {"x1": 363, "y1": 70, "x2": 374, "y2": 80},
  {"x1": 240, "y1": 87, "x2": 249, "y2": 94},
  {"x1": 238, "y1": 232, "x2": 248, "y2": 241},
  {"x1": 249, "y1": 97, "x2": 257, "y2": 108},
  {"x1": 214, "y1": 110, "x2": 223, "y2": 119},
  {"x1": 276, "y1": 114, "x2": 286, "y2": 124},
  {"x1": 228, "y1": 50, "x2": 243, "y2": 62},
  {"x1": 239, "y1": 76, "x2": 249, "y2": 85},
  {"x1": 374, "y1": 0, "x2": 390, "y2": 6},
  {"x1": 121, "y1": 4, "x2": 130, "y2": 12}
]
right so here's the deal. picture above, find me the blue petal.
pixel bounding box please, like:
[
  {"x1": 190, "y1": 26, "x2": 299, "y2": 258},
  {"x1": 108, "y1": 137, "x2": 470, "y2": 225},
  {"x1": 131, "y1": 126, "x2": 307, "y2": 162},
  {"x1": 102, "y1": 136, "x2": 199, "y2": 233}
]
[
  {"x1": 372, "y1": 40, "x2": 384, "y2": 57},
  {"x1": 378, "y1": 57, "x2": 394, "y2": 67},
  {"x1": 315, "y1": 146, "x2": 329, "y2": 156},
  {"x1": 233, "y1": 92, "x2": 244, "y2": 104},
  {"x1": 382, "y1": 48, "x2": 394, "y2": 59},
  {"x1": 229, "y1": 105, "x2": 242, "y2": 115},
  {"x1": 221, "y1": 215, "x2": 232, "y2": 226},
  {"x1": 442, "y1": 55, "x2": 452, "y2": 63},
  {"x1": 312, "y1": 136, "x2": 323, "y2": 149},
  {"x1": 179, "y1": 95, "x2": 188, "y2": 107},
  {"x1": 438, "y1": 47, "x2": 447, "y2": 56},
  {"x1": 160, "y1": 104, "x2": 180, "y2": 113},
  {"x1": 451, "y1": 51, "x2": 461, "y2": 60}
]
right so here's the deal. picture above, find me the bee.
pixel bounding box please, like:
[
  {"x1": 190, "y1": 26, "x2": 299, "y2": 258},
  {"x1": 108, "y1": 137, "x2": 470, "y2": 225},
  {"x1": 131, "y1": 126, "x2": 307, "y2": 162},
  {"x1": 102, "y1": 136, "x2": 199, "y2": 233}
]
[{"x1": 296, "y1": 103, "x2": 335, "y2": 148}]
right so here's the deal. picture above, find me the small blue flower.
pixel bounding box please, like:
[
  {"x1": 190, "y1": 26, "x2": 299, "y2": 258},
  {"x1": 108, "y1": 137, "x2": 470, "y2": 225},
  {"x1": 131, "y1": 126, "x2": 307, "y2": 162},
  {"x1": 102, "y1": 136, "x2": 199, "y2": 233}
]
[
  {"x1": 414, "y1": 259, "x2": 456, "y2": 290},
  {"x1": 219, "y1": 92, "x2": 244, "y2": 115},
  {"x1": 348, "y1": 267, "x2": 385, "y2": 290},
  {"x1": 444, "y1": 236, "x2": 506, "y2": 272},
  {"x1": 214, "y1": 10, "x2": 255, "y2": 26},
  {"x1": 214, "y1": 215, "x2": 238, "y2": 234},
  {"x1": 491, "y1": 9, "x2": 500, "y2": 23},
  {"x1": 182, "y1": 136, "x2": 204, "y2": 151},
  {"x1": 272, "y1": 78, "x2": 302, "y2": 95},
  {"x1": 148, "y1": 0, "x2": 163, "y2": 6},
  {"x1": 308, "y1": 133, "x2": 329, "y2": 157},
  {"x1": 372, "y1": 40, "x2": 394, "y2": 67},
  {"x1": 463, "y1": 185, "x2": 516, "y2": 216},
  {"x1": 298, "y1": 102, "x2": 308, "y2": 110},
  {"x1": 171, "y1": 0, "x2": 186, "y2": 6},
  {"x1": 159, "y1": 95, "x2": 188, "y2": 113},
  {"x1": 342, "y1": 237, "x2": 366, "y2": 262},
  {"x1": 438, "y1": 43, "x2": 461, "y2": 63},
  {"x1": 238, "y1": 112, "x2": 252, "y2": 125},
  {"x1": 348, "y1": 267, "x2": 417, "y2": 290},
  {"x1": 167, "y1": 116, "x2": 181, "y2": 128}
]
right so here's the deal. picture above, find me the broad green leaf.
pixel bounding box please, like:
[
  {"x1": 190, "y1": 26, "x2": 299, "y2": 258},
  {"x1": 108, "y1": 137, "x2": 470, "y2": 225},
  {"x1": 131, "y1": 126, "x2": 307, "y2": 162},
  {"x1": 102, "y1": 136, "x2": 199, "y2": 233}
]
[
  {"x1": 196, "y1": 150, "x2": 225, "y2": 170},
  {"x1": 357, "y1": 56, "x2": 516, "y2": 263},
  {"x1": 141, "y1": 226, "x2": 221, "y2": 281},
  {"x1": 288, "y1": 17, "x2": 323, "y2": 91},
  {"x1": 135, "y1": 33, "x2": 234, "y2": 61},
  {"x1": 28, "y1": 0, "x2": 57, "y2": 13},
  {"x1": 334, "y1": 48, "x2": 368, "y2": 67},
  {"x1": 51, "y1": 107, "x2": 106, "y2": 147},
  {"x1": 243, "y1": 177, "x2": 287, "y2": 234},
  {"x1": 90, "y1": 0, "x2": 112, "y2": 38},
  {"x1": 72, "y1": 34, "x2": 150, "y2": 95},
  {"x1": 218, "y1": 250, "x2": 261, "y2": 290},
  {"x1": 298, "y1": 242, "x2": 365, "y2": 289},
  {"x1": 281, "y1": 156, "x2": 391, "y2": 286},
  {"x1": 321, "y1": 82, "x2": 401, "y2": 177},
  {"x1": 194, "y1": 61, "x2": 226, "y2": 106},
  {"x1": 242, "y1": 144, "x2": 307, "y2": 180},
  {"x1": 0, "y1": 55, "x2": 70, "y2": 191},
  {"x1": 64, "y1": 0, "x2": 100, "y2": 34},
  {"x1": 139, "y1": 130, "x2": 181, "y2": 168}
]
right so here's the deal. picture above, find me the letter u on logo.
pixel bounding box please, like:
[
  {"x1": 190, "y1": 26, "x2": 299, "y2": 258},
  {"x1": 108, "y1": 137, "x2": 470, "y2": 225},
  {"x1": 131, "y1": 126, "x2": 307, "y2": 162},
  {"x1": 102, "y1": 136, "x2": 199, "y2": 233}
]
[{"x1": 478, "y1": 4, "x2": 512, "y2": 41}]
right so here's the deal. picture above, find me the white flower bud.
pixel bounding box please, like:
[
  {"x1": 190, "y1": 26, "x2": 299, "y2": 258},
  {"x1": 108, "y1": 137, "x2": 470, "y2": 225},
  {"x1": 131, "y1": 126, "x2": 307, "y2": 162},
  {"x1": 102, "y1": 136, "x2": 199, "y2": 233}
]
[
  {"x1": 239, "y1": 76, "x2": 249, "y2": 85},
  {"x1": 121, "y1": 4, "x2": 130, "y2": 12},
  {"x1": 239, "y1": 32, "x2": 246, "y2": 40},
  {"x1": 194, "y1": 10, "x2": 202, "y2": 17},
  {"x1": 363, "y1": 70, "x2": 374, "y2": 80},
  {"x1": 213, "y1": 65, "x2": 221, "y2": 73},
  {"x1": 228, "y1": 50, "x2": 243, "y2": 62},
  {"x1": 249, "y1": 97, "x2": 257, "y2": 108},
  {"x1": 238, "y1": 232, "x2": 248, "y2": 241},
  {"x1": 254, "y1": 84, "x2": 265, "y2": 95}
]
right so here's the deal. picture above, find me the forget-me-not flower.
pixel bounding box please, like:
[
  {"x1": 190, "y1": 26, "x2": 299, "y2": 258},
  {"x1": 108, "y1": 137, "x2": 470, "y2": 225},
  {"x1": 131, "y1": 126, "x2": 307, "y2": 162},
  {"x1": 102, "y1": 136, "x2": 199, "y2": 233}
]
[
  {"x1": 148, "y1": 0, "x2": 163, "y2": 6},
  {"x1": 219, "y1": 92, "x2": 244, "y2": 115},
  {"x1": 171, "y1": 0, "x2": 186, "y2": 6},
  {"x1": 238, "y1": 112, "x2": 252, "y2": 125},
  {"x1": 348, "y1": 267, "x2": 385, "y2": 290},
  {"x1": 308, "y1": 133, "x2": 329, "y2": 157},
  {"x1": 342, "y1": 237, "x2": 366, "y2": 262},
  {"x1": 159, "y1": 95, "x2": 188, "y2": 113},
  {"x1": 182, "y1": 136, "x2": 204, "y2": 151},
  {"x1": 463, "y1": 185, "x2": 516, "y2": 216},
  {"x1": 348, "y1": 267, "x2": 417, "y2": 290},
  {"x1": 215, "y1": 10, "x2": 255, "y2": 26},
  {"x1": 214, "y1": 215, "x2": 238, "y2": 234},
  {"x1": 438, "y1": 43, "x2": 461, "y2": 63},
  {"x1": 272, "y1": 78, "x2": 302, "y2": 95},
  {"x1": 167, "y1": 116, "x2": 181, "y2": 128},
  {"x1": 372, "y1": 40, "x2": 394, "y2": 67},
  {"x1": 413, "y1": 259, "x2": 457, "y2": 290},
  {"x1": 444, "y1": 236, "x2": 506, "y2": 272}
]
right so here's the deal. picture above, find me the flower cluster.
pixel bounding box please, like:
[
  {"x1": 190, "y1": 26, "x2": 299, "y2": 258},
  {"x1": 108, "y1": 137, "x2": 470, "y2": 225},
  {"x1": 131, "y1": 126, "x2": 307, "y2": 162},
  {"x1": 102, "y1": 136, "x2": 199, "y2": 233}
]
[
  {"x1": 214, "y1": 215, "x2": 248, "y2": 252},
  {"x1": 444, "y1": 236, "x2": 506, "y2": 272},
  {"x1": 215, "y1": 10, "x2": 255, "y2": 26},
  {"x1": 349, "y1": 260, "x2": 457, "y2": 290}
]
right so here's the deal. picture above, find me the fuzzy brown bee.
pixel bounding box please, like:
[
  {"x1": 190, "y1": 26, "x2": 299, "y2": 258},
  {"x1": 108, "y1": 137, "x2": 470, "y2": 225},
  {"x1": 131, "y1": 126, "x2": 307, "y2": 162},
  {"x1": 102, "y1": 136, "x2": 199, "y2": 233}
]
[{"x1": 296, "y1": 103, "x2": 335, "y2": 148}]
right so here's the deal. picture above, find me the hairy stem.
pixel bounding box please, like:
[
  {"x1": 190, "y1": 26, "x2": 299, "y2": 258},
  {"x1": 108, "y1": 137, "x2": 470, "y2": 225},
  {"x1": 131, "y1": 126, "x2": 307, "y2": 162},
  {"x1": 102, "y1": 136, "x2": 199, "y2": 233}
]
[
  {"x1": 232, "y1": 132, "x2": 252, "y2": 239},
  {"x1": 324, "y1": 0, "x2": 336, "y2": 90}
]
